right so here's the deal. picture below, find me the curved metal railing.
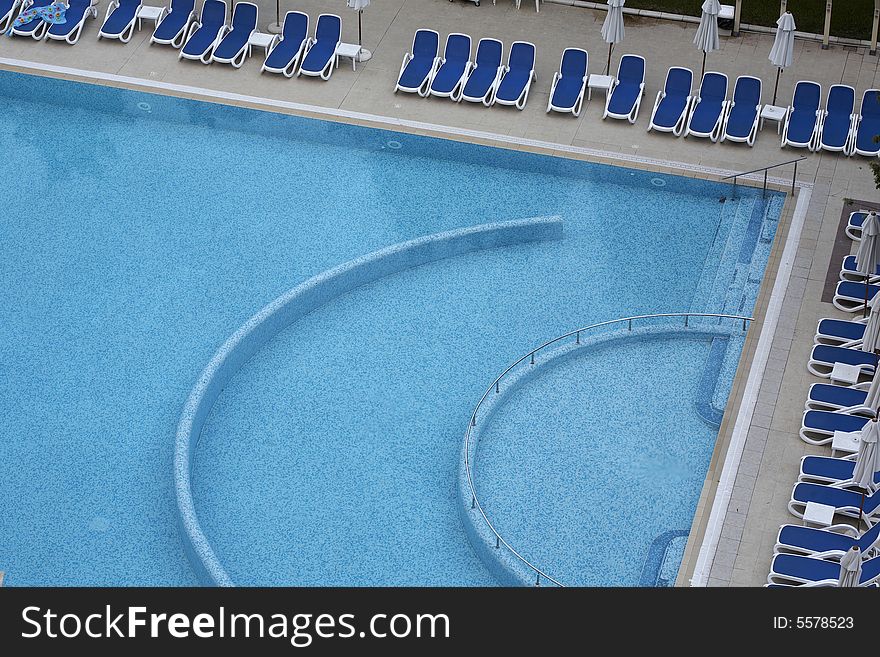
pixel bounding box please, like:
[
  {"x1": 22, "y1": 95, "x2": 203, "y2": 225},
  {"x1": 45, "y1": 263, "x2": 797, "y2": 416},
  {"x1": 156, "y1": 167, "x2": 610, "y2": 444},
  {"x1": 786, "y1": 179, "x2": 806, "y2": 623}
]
[{"x1": 463, "y1": 312, "x2": 755, "y2": 587}]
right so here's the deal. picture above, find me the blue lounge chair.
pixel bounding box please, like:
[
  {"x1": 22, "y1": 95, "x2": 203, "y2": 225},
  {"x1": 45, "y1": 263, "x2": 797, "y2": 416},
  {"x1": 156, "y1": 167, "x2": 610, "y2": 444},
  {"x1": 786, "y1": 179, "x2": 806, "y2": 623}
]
[
  {"x1": 0, "y1": 0, "x2": 22, "y2": 32},
  {"x1": 44, "y1": 0, "x2": 96, "y2": 43},
  {"x1": 818, "y1": 84, "x2": 856, "y2": 154},
  {"x1": 603, "y1": 54, "x2": 645, "y2": 123},
  {"x1": 494, "y1": 41, "x2": 536, "y2": 110},
  {"x1": 460, "y1": 38, "x2": 504, "y2": 106},
  {"x1": 546, "y1": 48, "x2": 588, "y2": 117},
  {"x1": 720, "y1": 75, "x2": 762, "y2": 146},
  {"x1": 210, "y1": 1, "x2": 256, "y2": 67},
  {"x1": 841, "y1": 254, "x2": 880, "y2": 281},
  {"x1": 394, "y1": 28, "x2": 440, "y2": 96},
  {"x1": 647, "y1": 66, "x2": 693, "y2": 136},
  {"x1": 852, "y1": 90, "x2": 880, "y2": 158},
  {"x1": 261, "y1": 10, "x2": 308, "y2": 78},
  {"x1": 833, "y1": 280, "x2": 880, "y2": 313},
  {"x1": 179, "y1": 0, "x2": 226, "y2": 63},
  {"x1": 789, "y1": 482, "x2": 880, "y2": 524},
  {"x1": 775, "y1": 521, "x2": 880, "y2": 558},
  {"x1": 685, "y1": 72, "x2": 728, "y2": 141},
  {"x1": 298, "y1": 13, "x2": 342, "y2": 81},
  {"x1": 815, "y1": 317, "x2": 867, "y2": 347},
  {"x1": 782, "y1": 80, "x2": 822, "y2": 150},
  {"x1": 10, "y1": 0, "x2": 52, "y2": 38},
  {"x1": 150, "y1": 0, "x2": 196, "y2": 48},
  {"x1": 799, "y1": 454, "x2": 880, "y2": 487},
  {"x1": 429, "y1": 33, "x2": 472, "y2": 100},
  {"x1": 800, "y1": 410, "x2": 870, "y2": 446},
  {"x1": 98, "y1": 0, "x2": 141, "y2": 42},
  {"x1": 807, "y1": 344, "x2": 877, "y2": 380},
  {"x1": 805, "y1": 383, "x2": 871, "y2": 413},
  {"x1": 769, "y1": 553, "x2": 880, "y2": 586}
]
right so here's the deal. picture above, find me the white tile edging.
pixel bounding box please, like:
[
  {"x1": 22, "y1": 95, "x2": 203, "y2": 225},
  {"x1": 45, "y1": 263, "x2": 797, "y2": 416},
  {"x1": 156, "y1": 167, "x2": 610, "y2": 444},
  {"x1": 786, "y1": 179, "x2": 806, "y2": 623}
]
[
  {"x1": 0, "y1": 56, "x2": 805, "y2": 189},
  {"x1": 689, "y1": 186, "x2": 812, "y2": 587}
]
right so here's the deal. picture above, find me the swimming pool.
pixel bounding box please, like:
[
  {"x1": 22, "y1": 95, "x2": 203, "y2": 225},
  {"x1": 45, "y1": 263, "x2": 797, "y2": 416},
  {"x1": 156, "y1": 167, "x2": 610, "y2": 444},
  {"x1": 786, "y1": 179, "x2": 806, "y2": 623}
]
[{"x1": 0, "y1": 69, "x2": 785, "y2": 586}]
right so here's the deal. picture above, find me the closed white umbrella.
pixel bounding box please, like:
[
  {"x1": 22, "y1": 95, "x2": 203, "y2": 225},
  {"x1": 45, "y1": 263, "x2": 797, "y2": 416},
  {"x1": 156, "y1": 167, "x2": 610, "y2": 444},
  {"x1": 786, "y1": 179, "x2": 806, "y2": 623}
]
[
  {"x1": 865, "y1": 372, "x2": 880, "y2": 410},
  {"x1": 852, "y1": 418, "x2": 880, "y2": 492},
  {"x1": 839, "y1": 546, "x2": 862, "y2": 587},
  {"x1": 768, "y1": 11, "x2": 796, "y2": 105},
  {"x1": 856, "y1": 212, "x2": 880, "y2": 318},
  {"x1": 693, "y1": 0, "x2": 721, "y2": 80},
  {"x1": 862, "y1": 293, "x2": 880, "y2": 353},
  {"x1": 347, "y1": 0, "x2": 372, "y2": 62},
  {"x1": 601, "y1": 0, "x2": 626, "y2": 76}
]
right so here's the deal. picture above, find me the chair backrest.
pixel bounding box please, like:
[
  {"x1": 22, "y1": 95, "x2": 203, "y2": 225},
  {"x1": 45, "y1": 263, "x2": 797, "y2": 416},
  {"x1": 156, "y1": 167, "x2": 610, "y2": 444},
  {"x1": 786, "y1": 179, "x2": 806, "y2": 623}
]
[
  {"x1": 475, "y1": 38, "x2": 502, "y2": 68},
  {"x1": 170, "y1": 0, "x2": 194, "y2": 14},
  {"x1": 866, "y1": 488, "x2": 880, "y2": 514},
  {"x1": 700, "y1": 72, "x2": 727, "y2": 102},
  {"x1": 508, "y1": 41, "x2": 535, "y2": 72},
  {"x1": 315, "y1": 13, "x2": 341, "y2": 42},
  {"x1": 412, "y1": 29, "x2": 439, "y2": 59},
  {"x1": 665, "y1": 67, "x2": 692, "y2": 97},
  {"x1": 282, "y1": 10, "x2": 307, "y2": 41},
  {"x1": 861, "y1": 89, "x2": 880, "y2": 119},
  {"x1": 201, "y1": 0, "x2": 225, "y2": 25},
  {"x1": 231, "y1": 1, "x2": 256, "y2": 28},
  {"x1": 792, "y1": 81, "x2": 821, "y2": 112},
  {"x1": 732, "y1": 76, "x2": 761, "y2": 106},
  {"x1": 826, "y1": 84, "x2": 855, "y2": 115},
  {"x1": 862, "y1": 555, "x2": 880, "y2": 584},
  {"x1": 560, "y1": 48, "x2": 587, "y2": 78},
  {"x1": 617, "y1": 55, "x2": 644, "y2": 85},
  {"x1": 444, "y1": 33, "x2": 471, "y2": 62},
  {"x1": 857, "y1": 521, "x2": 880, "y2": 552}
]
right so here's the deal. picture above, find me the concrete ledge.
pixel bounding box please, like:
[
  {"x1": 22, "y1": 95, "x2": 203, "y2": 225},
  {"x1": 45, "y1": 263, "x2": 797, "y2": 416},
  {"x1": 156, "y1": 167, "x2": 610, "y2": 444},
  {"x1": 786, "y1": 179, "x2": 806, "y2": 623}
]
[{"x1": 173, "y1": 216, "x2": 564, "y2": 586}]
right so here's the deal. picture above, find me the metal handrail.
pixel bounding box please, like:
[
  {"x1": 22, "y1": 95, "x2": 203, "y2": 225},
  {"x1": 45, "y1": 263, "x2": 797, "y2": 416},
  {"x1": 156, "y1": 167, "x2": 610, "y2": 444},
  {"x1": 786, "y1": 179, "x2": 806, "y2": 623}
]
[
  {"x1": 464, "y1": 312, "x2": 755, "y2": 587},
  {"x1": 721, "y1": 157, "x2": 807, "y2": 196}
]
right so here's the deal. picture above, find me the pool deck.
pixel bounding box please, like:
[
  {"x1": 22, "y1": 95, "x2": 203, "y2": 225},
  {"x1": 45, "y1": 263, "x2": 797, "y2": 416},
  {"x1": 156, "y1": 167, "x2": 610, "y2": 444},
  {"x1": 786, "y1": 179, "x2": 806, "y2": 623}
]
[{"x1": 2, "y1": 0, "x2": 878, "y2": 587}]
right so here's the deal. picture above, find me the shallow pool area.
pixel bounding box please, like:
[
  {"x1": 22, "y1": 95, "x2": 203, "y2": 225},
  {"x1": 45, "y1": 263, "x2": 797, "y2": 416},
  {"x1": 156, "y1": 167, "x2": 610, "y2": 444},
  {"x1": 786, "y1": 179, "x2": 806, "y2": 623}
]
[{"x1": 0, "y1": 70, "x2": 784, "y2": 586}]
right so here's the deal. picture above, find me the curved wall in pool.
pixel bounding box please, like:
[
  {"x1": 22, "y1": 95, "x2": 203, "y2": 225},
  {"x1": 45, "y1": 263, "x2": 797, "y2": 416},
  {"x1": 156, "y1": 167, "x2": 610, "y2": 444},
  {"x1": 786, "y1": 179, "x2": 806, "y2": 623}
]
[{"x1": 174, "y1": 216, "x2": 564, "y2": 586}]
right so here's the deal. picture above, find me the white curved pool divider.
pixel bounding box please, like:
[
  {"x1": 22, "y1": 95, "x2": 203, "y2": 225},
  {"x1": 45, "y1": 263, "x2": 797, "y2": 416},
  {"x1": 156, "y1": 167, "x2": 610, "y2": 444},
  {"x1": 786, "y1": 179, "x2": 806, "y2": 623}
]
[
  {"x1": 458, "y1": 317, "x2": 753, "y2": 587},
  {"x1": 174, "y1": 216, "x2": 564, "y2": 586}
]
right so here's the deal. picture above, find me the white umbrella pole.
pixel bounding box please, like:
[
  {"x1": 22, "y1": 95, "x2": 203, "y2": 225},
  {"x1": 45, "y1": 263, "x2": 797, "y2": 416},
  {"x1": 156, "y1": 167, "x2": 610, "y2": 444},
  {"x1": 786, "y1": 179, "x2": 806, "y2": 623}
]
[
  {"x1": 268, "y1": 0, "x2": 281, "y2": 33},
  {"x1": 606, "y1": 42, "x2": 613, "y2": 76},
  {"x1": 701, "y1": 51, "x2": 707, "y2": 80},
  {"x1": 772, "y1": 67, "x2": 781, "y2": 105}
]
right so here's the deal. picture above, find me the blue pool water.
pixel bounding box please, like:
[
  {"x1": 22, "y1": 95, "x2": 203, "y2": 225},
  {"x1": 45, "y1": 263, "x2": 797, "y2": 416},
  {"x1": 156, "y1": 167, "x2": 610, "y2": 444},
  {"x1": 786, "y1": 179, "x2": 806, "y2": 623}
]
[{"x1": 0, "y1": 70, "x2": 785, "y2": 586}]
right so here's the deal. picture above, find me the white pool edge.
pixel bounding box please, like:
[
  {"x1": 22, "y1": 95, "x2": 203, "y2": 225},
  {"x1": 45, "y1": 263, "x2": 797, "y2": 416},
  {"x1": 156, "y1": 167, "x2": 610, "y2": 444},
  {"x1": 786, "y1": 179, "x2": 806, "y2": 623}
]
[
  {"x1": 0, "y1": 56, "x2": 805, "y2": 189},
  {"x1": 689, "y1": 186, "x2": 812, "y2": 587}
]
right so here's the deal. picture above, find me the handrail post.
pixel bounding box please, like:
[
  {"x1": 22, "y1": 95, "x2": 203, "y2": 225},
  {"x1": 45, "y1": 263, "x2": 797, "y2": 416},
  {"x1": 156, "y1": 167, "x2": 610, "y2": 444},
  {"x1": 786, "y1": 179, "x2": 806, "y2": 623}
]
[
  {"x1": 762, "y1": 170, "x2": 768, "y2": 196},
  {"x1": 742, "y1": 317, "x2": 747, "y2": 331},
  {"x1": 792, "y1": 160, "x2": 798, "y2": 195}
]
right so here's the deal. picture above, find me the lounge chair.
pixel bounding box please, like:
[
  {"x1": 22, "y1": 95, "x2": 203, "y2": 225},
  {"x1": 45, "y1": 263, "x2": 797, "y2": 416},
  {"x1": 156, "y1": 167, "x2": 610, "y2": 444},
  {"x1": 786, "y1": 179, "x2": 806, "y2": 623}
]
[
  {"x1": 44, "y1": 0, "x2": 96, "y2": 43},
  {"x1": 10, "y1": 0, "x2": 52, "y2": 38},
  {"x1": 807, "y1": 344, "x2": 877, "y2": 381},
  {"x1": 833, "y1": 280, "x2": 880, "y2": 313},
  {"x1": 298, "y1": 13, "x2": 342, "y2": 80},
  {"x1": 493, "y1": 41, "x2": 536, "y2": 110},
  {"x1": 851, "y1": 90, "x2": 880, "y2": 158},
  {"x1": 460, "y1": 38, "x2": 504, "y2": 106},
  {"x1": 789, "y1": 482, "x2": 880, "y2": 524},
  {"x1": 210, "y1": 1, "x2": 256, "y2": 67},
  {"x1": 800, "y1": 410, "x2": 869, "y2": 445},
  {"x1": 684, "y1": 72, "x2": 728, "y2": 141},
  {"x1": 602, "y1": 54, "x2": 645, "y2": 123},
  {"x1": 775, "y1": 521, "x2": 880, "y2": 558},
  {"x1": 179, "y1": 0, "x2": 226, "y2": 63},
  {"x1": 846, "y1": 211, "x2": 874, "y2": 242},
  {"x1": 805, "y1": 383, "x2": 870, "y2": 413},
  {"x1": 0, "y1": 0, "x2": 21, "y2": 32},
  {"x1": 799, "y1": 454, "x2": 879, "y2": 488},
  {"x1": 428, "y1": 33, "x2": 472, "y2": 100},
  {"x1": 150, "y1": 0, "x2": 196, "y2": 48},
  {"x1": 647, "y1": 66, "x2": 693, "y2": 136},
  {"x1": 815, "y1": 317, "x2": 867, "y2": 346},
  {"x1": 841, "y1": 254, "x2": 880, "y2": 282},
  {"x1": 768, "y1": 553, "x2": 880, "y2": 586},
  {"x1": 394, "y1": 28, "x2": 439, "y2": 96},
  {"x1": 261, "y1": 10, "x2": 308, "y2": 77},
  {"x1": 781, "y1": 80, "x2": 822, "y2": 150},
  {"x1": 720, "y1": 75, "x2": 762, "y2": 146},
  {"x1": 98, "y1": 0, "x2": 142, "y2": 42},
  {"x1": 818, "y1": 84, "x2": 856, "y2": 154},
  {"x1": 546, "y1": 48, "x2": 588, "y2": 117}
]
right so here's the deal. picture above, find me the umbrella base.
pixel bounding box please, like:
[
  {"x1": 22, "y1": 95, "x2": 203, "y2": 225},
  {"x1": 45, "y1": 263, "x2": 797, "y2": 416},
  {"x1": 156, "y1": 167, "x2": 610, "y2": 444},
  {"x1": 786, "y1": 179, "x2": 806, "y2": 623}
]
[
  {"x1": 266, "y1": 22, "x2": 282, "y2": 34},
  {"x1": 356, "y1": 48, "x2": 373, "y2": 63}
]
